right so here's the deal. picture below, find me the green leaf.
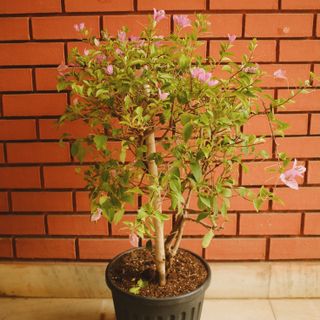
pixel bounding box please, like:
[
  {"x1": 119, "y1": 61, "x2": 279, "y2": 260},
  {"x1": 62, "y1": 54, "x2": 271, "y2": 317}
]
[
  {"x1": 253, "y1": 198, "x2": 263, "y2": 212},
  {"x1": 197, "y1": 212, "x2": 209, "y2": 222},
  {"x1": 71, "y1": 140, "x2": 86, "y2": 163},
  {"x1": 120, "y1": 141, "x2": 129, "y2": 163},
  {"x1": 199, "y1": 195, "x2": 211, "y2": 209},
  {"x1": 93, "y1": 135, "x2": 107, "y2": 151},
  {"x1": 190, "y1": 161, "x2": 202, "y2": 182},
  {"x1": 202, "y1": 229, "x2": 214, "y2": 248},
  {"x1": 113, "y1": 208, "x2": 125, "y2": 224},
  {"x1": 183, "y1": 123, "x2": 193, "y2": 142}
]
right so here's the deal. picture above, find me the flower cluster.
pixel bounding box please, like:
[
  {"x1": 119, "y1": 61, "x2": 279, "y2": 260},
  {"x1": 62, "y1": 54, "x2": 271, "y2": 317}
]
[{"x1": 191, "y1": 67, "x2": 219, "y2": 87}]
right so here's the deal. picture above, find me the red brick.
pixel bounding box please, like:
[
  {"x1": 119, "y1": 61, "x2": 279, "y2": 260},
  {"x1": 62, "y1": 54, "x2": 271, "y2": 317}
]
[
  {"x1": 243, "y1": 160, "x2": 305, "y2": 186},
  {"x1": 246, "y1": 14, "x2": 313, "y2": 38},
  {"x1": 317, "y1": 15, "x2": 320, "y2": 37},
  {"x1": 276, "y1": 137, "x2": 320, "y2": 158},
  {"x1": 280, "y1": 40, "x2": 320, "y2": 62},
  {"x1": 79, "y1": 238, "x2": 132, "y2": 259},
  {"x1": 0, "y1": 167, "x2": 41, "y2": 188},
  {"x1": 259, "y1": 64, "x2": 311, "y2": 88},
  {"x1": 12, "y1": 192, "x2": 73, "y2": 212},
  {"x1": 48, "y1": 214, "x2": 108, "y2": 235},
  {"x1": 80, "y1": 140, "x2": 135, "y2": 163},
  {"x1": 44, "y1": 166, "x2": 87, "y2": 188},
  {"x1": 304, "y1": 213, "x2": 320, "y2": 235},
  {"x1": 76, "y1": 191, "x2": 138, "y2": 212},
  {"x1": 206, "y1": 238, "x2": 266, "y2": 260},
  {"x1": 67, "y1": 41, "x2": 92, "y2": 57},
  {"x1": 76, "y1": 192, "x2": 91, "y2": 211},
  {"x1": 65, "y1": 0, "x2": 133, "y2": 12},
  {"x1": 0, "y1": 215, "x2": 45, "y2": 235},
  {"x1": 0, "y1": 193, "x2": 8, "y2": 212},
  {"x1": 242, "y1": 137, "x2": 273, "y2": 160},
  {"x1": 103, "y1": 15, "x2": 171, "y2": 37},
  {"x1": 230, "y1": 188, "x2": 269, "y2": 211},
  {"x1": 278, "y1": 90, "x2": 320, "y2": 112},
  {"x1": 0, "y1": 120, "x2": 36, "y2": 140},
  {"x1": 270, "y1": 237, "x2": 320, "y2": 259},
  {"x1": 138, "y1": 0, "x2": 206, "y2": 10},
  {"x1": 0, "y1": 0, "x2": 61, "y2": 14},
  {"x1": 0, "y1": 69, "x2": 33, "y2": 92},
  {"x1": 0, "y1": 238, "x2": 13, "y2": 258},
  {"x1": 176, "y1": 14, "x2": 242, "y2": 38},
  {"x1": 0, "y1": 144, "x2": 4, "y2": 163},
  {"x1": 3, "y1": 93, "x2": 67, "y2": 117},
  {"x1": 240, "y1": 213, "x2": 301, "y2": 235},
  {"x1": 244, "y1": 114, "x2": 308, "y2": 136},
  {"x1": 0, "y1": 43, "x2": 64, "y2": 66},
  {"x1": 180, "y1": 238, "x2": 203, "y2": 256},
  {"x1": 282, "y1": 0, "x2": 320, "y2": 9},
  {"x1": 39, "y1": 119, "x2": 92, "y2": 139},
  {"x1": 35, "y1": 68, "x2": 59, "y2": 91},
  {"x1": 7, "y1": 142, "x2": 70, "y2": 163},
  {"x1": 183, "y1": 214, "x2": 237, "y2": 236},
  {"x1": 16, "y1": 238, "x2": 75, "y2": 259},
  {"x1": 310, "y1": 114, "x2": 320, "y2": 135},
  {"x1": 32, "y1": 16, "x2": 100, "y2": 40},
  {"x1": 210, "y1": 0, "x2": 278, "y2": 9},
  {"x1": 210, "y1": 40, "x2": 276, "y2": 63},
  {"x1": 307, "y1": 161, "x2": 320, "y2": 184},
  {"x1": 273, "y1": 187, "x2": 320, "y2": 211},
  {"x1": 0, "y1": 18, "x2": 29, "y2": 40}
]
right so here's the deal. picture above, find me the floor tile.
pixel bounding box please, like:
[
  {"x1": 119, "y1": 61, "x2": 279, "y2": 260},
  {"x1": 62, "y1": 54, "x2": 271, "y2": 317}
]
[
  {"x1": 271, "y1": 299, "x2": 320, "y2": 320},
  {"x1": 202, "y1": 299, "x2": 276, "y2": 320}
]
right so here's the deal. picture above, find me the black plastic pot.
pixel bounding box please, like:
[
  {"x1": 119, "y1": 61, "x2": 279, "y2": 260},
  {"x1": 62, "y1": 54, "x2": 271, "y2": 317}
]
[{"x1": 106, "y1": 248, "x2": 211, "y2": 320}]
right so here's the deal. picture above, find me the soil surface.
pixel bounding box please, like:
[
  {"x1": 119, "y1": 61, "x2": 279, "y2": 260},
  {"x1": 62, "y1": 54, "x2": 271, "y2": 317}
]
[{"x1": 108, "y1": 248, "x2": 208, "y2": 298}]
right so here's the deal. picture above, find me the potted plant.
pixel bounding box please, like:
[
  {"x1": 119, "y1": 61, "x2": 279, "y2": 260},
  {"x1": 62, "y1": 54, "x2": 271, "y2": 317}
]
[{"x1": 57, "y1": 10, "x2": 311, "y2": 320}]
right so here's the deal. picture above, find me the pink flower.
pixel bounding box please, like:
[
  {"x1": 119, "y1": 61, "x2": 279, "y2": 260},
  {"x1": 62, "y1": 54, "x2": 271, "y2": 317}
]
[
  {"x1": 174, "y1": 15, "x2": 191, "y2": 28},
  {"x1": 153, "y1": 8, "x2": 166, "y2": 23},
  {"x1": 273, "y1": 69, "x2": 287, "y2": 80},
  {"x1": 129, "y1": 233, "x2": 139, "y2": 247},
  {"x1": 74, "y1": 23, "x2": 85, "y2": 32},
  {"x1": 208, "y1": 79, "x2": 219, "y2": 87},
  {"x1": 118, "y1": 31, "x2": 126, "y2": 42},
  {"x1": 280, "y1": 159, "x2": 306, "y2": 190},
  {"x1": 57, "y1": 62, "x2": 68, "y2": 76},
  {"x1": 91, "y1": 208, "x2": 102, "y2": 222},
  {"x1": 130, "y1": 35, "x2": 140, "y2": 42},
  {"x1": 243, "y1": 65, "x2": 259, "y2": 74},
  {"x1": 115, "y1": 48, "x2": 123, "y2": 55},
  {"x1": 228, "y1": 33, "x2": 237, "y2": 43},
  {"x1": 95, "y1": 54, "x2": 106, "y2": 63},
  {"x1": 158, "y1": 88, "x2": 169, "y2": 100},
  {"x1": 84, "y1": 48, "x2": 90, "y2": 56},
  {"x1": 105, "y1": 64, "x2": 113, "y2": 75},
  {"x1": 94, "y1": 38, "x2": 100, "y2": 47},
  {"x1": 190, "y1": 67, "x2": 203, "y2": 79},
  {"x1": 191, "y1": 67, "x2": 217, "y2": 86},
  {"x1": 198, "y1": 71, "x2": 212, "y2": 83}
]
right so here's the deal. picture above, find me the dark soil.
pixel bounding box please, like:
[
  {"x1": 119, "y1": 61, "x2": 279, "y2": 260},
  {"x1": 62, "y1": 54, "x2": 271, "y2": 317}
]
[{"x1": 108, "y1": 248, "x2": 208, "y2": 298}]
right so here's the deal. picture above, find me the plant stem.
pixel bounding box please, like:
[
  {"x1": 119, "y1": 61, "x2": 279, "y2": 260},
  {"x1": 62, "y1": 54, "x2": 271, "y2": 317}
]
[{"x1": 145, "y1": 131, "x2": 166, "y2": 286}]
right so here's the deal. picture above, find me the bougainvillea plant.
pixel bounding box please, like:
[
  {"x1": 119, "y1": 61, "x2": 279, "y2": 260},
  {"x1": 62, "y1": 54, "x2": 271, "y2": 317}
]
[{"x1": 57, "y1": 10, "x2": 312, "y2": 286}]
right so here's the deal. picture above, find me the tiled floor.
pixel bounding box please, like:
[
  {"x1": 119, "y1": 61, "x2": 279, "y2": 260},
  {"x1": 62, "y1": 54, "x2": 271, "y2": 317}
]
[{"x1": 0, "y1": 298, "x2": 320, "y2": 320}]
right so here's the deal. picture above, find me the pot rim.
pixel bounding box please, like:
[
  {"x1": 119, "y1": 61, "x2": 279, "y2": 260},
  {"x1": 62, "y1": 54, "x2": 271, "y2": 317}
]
[{"x1": 106, "y1": 247, "x2": 211, "y2": 302}]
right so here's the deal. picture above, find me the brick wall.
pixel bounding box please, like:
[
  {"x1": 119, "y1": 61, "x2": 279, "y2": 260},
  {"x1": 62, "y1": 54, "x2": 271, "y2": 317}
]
[{"x1": 0, "y1": 0, "x2": 320, "y2": 262}]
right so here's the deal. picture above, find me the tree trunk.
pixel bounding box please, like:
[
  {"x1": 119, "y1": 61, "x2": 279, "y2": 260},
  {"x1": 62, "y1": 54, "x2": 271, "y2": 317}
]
[{"x1": 145, "y1": 131, "x2": 166, "y2": 286}]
